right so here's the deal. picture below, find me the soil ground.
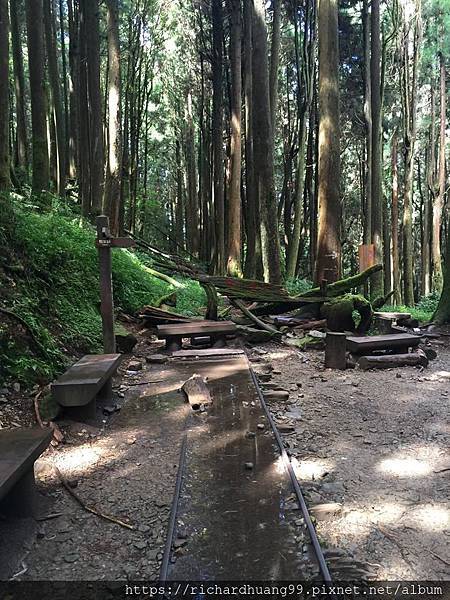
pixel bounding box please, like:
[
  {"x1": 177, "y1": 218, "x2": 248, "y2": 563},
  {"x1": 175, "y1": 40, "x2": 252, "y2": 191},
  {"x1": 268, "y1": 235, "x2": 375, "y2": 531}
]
[{"x1": 1, "y1": 331, "x2": 448, "y2": 581}]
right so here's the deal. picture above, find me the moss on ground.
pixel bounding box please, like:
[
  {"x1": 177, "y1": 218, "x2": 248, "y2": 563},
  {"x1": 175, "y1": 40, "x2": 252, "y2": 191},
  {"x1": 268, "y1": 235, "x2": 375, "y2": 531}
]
[{"x1": 0, "y1": 201, "x2": 204, "y2": 385}]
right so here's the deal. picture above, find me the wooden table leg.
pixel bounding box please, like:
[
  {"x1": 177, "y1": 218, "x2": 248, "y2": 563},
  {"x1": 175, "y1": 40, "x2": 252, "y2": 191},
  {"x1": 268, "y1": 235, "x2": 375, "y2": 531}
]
[
  {"x1": 166, "y1": 336, "x2": 182, "y2": 352},
  {"x1": 1, "y1": 470, "x2": 38, "y2": 517}
]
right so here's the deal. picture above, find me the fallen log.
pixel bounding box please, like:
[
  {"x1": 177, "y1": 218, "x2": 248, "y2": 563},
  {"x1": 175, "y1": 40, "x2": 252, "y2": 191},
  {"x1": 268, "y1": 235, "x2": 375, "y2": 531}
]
[
  {"x1": 357, "y1": 350, "x2": 428, "y2": 370},
  {"x1": 272, "y1": 317, "x2": 327, "y2": 330},
  {"x1": 139, "y1": 305, "x2": 199, "y2": 327},
  {"x1": 236, "y1": 325, "x2": 275, "y2": 343},
  {"x1": 181, "y1": 374, "x2": 212, "y2": 411},
  {"x1": 232, "y1": 299, "x2": 281, "y2": 337}
]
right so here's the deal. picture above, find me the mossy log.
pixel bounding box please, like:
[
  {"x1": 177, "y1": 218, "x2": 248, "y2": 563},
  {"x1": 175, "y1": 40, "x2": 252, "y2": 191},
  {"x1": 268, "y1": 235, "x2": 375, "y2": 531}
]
[{"x1": 320, "y1": 294, "x2": 373, "y2": 333}]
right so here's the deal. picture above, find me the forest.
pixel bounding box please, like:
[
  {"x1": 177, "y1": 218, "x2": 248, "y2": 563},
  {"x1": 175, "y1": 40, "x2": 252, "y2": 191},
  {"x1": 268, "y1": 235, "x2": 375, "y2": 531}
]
[
  {"x1": 0, "y1": 0, "x2": 449, "y2": 586},
  {"x1": 0, "y1": 0, "x2": 449, "y2": 322}
]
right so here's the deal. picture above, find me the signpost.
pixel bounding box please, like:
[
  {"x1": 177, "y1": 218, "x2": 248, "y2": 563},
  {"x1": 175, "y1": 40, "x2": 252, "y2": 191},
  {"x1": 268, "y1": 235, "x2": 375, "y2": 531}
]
[{"x1": 96, "y1": 215, "x2": 136, "y2": 400}]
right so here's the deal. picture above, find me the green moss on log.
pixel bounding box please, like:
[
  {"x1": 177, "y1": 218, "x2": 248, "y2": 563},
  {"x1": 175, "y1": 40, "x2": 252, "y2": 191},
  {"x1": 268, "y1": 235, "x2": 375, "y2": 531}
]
[{"x1": 321, "y1": 294, "x2": 373, "y2": 333}]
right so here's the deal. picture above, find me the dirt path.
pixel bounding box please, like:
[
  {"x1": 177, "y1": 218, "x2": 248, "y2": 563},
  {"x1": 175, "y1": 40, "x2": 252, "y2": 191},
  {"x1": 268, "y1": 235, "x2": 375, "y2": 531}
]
[{"x1": 251, "y1": 339, "x2": 449, "y2": 580}]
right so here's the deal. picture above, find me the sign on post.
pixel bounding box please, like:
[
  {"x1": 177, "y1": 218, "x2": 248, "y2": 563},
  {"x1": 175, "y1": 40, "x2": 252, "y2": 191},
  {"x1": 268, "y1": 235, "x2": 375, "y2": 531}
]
[{"x1": 96, "y1": 215, "x2": 136, "y2": 355}]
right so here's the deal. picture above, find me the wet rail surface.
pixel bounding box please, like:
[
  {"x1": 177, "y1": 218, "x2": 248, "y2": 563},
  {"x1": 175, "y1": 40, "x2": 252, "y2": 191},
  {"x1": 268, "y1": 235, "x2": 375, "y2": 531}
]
[{"x1": 159, "y1": 355, "x2": 321, "y2": 580}]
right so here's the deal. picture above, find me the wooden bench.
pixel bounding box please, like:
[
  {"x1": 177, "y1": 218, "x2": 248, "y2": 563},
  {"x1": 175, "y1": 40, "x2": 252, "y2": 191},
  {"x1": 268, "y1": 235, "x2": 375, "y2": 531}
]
[
  {"x1": 52, "y1": 353, "x2": 122, "y2": 421},
  {"x1": 373, "y1": 312, "x2": 412, "y2": 334},
  {"x1": 0, "y1": 428, "x2": 52, "y2": 517},
  {"x1": 346, "y1": 333, "x2": 420, "y2": 355},
  {"x1": 157, "y1": 321, "x2": 237, "y2": 352}
]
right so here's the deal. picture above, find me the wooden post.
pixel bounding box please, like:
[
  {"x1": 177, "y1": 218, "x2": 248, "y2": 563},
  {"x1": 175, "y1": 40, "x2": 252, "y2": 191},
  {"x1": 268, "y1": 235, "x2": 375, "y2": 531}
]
[
  {"x1": 325, "y1": 332, "x2": 347, "y2": 370},
  {"x1": 96, "y1": 215, "x2": 116, "y2": 354}
]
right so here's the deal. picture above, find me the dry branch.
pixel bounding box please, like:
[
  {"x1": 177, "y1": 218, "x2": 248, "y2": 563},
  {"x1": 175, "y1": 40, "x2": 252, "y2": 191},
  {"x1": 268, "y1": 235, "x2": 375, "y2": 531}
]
[{"x1": 53, "y1": 465, "x2": 134, "y2": 530}]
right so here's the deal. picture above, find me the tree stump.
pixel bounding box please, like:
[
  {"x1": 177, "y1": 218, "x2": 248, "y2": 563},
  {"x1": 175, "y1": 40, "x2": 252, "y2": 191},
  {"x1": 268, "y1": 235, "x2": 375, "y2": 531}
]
[{"x1": 325, "y1": 332, "x2": 347, "y2": 370}]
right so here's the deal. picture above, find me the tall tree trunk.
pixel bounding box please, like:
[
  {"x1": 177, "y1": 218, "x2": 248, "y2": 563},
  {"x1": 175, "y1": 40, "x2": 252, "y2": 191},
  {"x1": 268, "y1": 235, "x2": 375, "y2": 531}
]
[
  {"x1": 362, "y1": 0, "x2": 372, "y2": 246},
  {"x1": 104, "y1": 0, "x2": 122, "y2": 236},
  {"x1": 391, "y1": 132, "x2": 401, "y2": 305},
  {"x1": 25, "y1": 0, "x2": 50, "y2": 194},
  {"x1": 184, "y1": 90, "x2": 200, "y2": 257},
  {"x1": 58, "y1": 0, "x2": 70, "y2": 178},
  {"x1": 0, "y1": 0, "x2": 9, "y2": 191},
  {"x1": 252, "y1": 0, "x2": 281, "y2": 283},
  {"x1": 243, "y1": 0, "x2": 262, "y2": 278},
  {"x1": 212, "y1": 0, "x2": 225, "y2": 274},
  {"x1": 315, "y1": 0, "x2": 341, "y2": 283},
  {"x1": 84, "y1": 0, "x2": 104, "y2": 215},
  {"x1": 432, "y1": 53, "x2": 446, "y2": 292},
  {"x1": 78, "y1": 0, "x2": 90, "y2": 215},
  {"x1": 227, "y1": 0, "x2": 242, "y2": 276},
  {"x1": 370, "y1": 0, "x2": 383, "y2": 297},
  {"x1": 44, "y1": 0, "x2": 66, "y2": 196},
  {"x1": 269, "y1": 0, "x2": 281, "y2": 137},
  {"x1": 67, "y1": 0, "x2": 79, "y2": 180},
  {"x1": 401, "y1": 5, "x2": 421, "y2": 306},
  {"x1": 10, "y1": 0, "x2": 28, "y2": 177},
  {"x1": 287, "y1": 0, "x2": 315, "y2": 278}
]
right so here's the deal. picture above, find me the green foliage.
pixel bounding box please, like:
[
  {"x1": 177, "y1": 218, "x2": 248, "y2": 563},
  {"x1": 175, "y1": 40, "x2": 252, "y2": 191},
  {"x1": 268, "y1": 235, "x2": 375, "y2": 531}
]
[
  {"x1": 0, "y1": 202, "x2": 174, "y2": 385},
  {"x1": 284, "y1": 277, "x2": 312, "y2": 296},
  {"x1": 382, "y1": 292, "x2": 439, "y2": 323},
  {"x1": 175, "y1": 280, "x2": 207, "y2": 316}
]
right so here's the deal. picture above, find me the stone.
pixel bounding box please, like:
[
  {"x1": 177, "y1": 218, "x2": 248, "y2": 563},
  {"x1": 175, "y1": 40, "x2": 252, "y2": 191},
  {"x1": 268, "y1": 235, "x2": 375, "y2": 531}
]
[
  {"x1": 278, "y1": 424, "x2": 295, "y2": 433},
  {"x1": 146, "y1": 354, "x2": 168, "y2": 364},
  {"x1": 128, "y1": 360, "x2": 143, "y2": 371},
  {"x1": 13, "y1": 382, "x2": 20, "y2": 393},
  {"x1": 64, "y1": 553, "x2": 79, "y2": 563},
  {"x1": 322, "y1": 482, "x2": 345, "y2": 494},
  {"x1": 310, "y1": 502, "x2": 343, "y2": 521},
  {"x1": 257, "y1": 423, "x2": 265, "y2": 430},
  {"x1": 173, "y1": 538, "x2": 187, "y2": 548},
  {"x1": 0, "y1": 396, "x2": 7, "y2": 404},
  {"x1": 244, "y1": 462, "x2": 254, "y2": 470},
  {"x1": 245, "y1": 431, "x2": 256, "y2": 439},
  {"x1": 103, "y1": 405, "x2": 120, "y2": 416},
  {"x1": 116, "y1": 333, "x2": 138, "y2": 353},
  {"x1": 134, "y1": 541, "x2": 147, "y2": 550}
]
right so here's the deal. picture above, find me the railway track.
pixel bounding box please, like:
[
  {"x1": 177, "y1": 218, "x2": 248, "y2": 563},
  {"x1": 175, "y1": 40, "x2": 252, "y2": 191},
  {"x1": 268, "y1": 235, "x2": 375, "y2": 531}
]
[{"x1": 159, "y1": 353, "x2": 332, "y2": 583}]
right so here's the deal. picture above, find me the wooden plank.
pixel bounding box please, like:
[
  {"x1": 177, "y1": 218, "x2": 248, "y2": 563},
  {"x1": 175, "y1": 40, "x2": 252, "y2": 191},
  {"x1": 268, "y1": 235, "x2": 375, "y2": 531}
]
[
  {"x1": 172, "y1": 348, "x2": 245, "y2": 358},
  {"x1": 0, "y1": 428, "x2": 52, "y2": 501},
  {"x1": 347, "y1": 333, "x2": 420, "y2": 353},
  {"x1": 51, "y1": 354, "x2": 122, "y2": 407},
  {"x1": 157, "y1": 320, "x2": 236, "y2": 337},
  {"x1": 374, "y1": 311, "x2": 412, "y2": 320}
]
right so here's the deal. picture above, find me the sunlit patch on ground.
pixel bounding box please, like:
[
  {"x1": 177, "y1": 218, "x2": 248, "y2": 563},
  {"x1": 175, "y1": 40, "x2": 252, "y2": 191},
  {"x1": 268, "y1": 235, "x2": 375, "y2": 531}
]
[
  {"x1": 291, "y1": 457, "x2": 334, "y2": 480},
  {"x1": 378, "y1": 457, "x2": 432, "y2": 477}
]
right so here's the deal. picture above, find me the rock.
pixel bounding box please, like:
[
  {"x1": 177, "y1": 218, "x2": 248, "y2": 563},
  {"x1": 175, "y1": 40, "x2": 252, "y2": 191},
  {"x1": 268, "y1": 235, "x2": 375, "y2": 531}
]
[
  {"x1": 13, "y1": 382, "x2": 20, "y2": 393},
  {"x1": 64, "y1": 553, "x2": 79, "y2": 563},
  {"x1": 134, "y1": 541, "x2": 148, "y2": 550},
  {"x1": 0, "y1": 396, "x2": 7, "y2": 404},
  {"x1": 146, "y1": 354, "x2": 168, "y2": 364},
  {"x1": 309, "y1": 330, "x2": 326, "y2": 339},
  {"x1": 128, "y1": 360, "x2": 143, "y2": 371},
  {"x1": 257, "y1": 423, "x2": 265, "y2": 430},
  {"x1": 310, "y1": 502, "x2": 343, "y2": 521},
  {"x1": 0, "y1": 387, "x2": 9, "y2": 395},
  {"x1": 173, "y1": 538, "x2": 187, "y2": 549},
  {"x1": 278, "y1": 424, "x2": 295, "y2": 433},
  {"x1": 245, "y1": 431, "x2": 256, "y2": 439},
  {"x1": 103, "y1": 405, "x2": 120, "y2": 416},
  {"x1": 139, "y1": 525, "x2": 151, "y2": 533},
  {"x1": 116, "y1": 333, "x2": 138, "y2": 353},
  {"x1": 244, "y1": 462, "x2": 254, "y2": 470},
  {"x1": 322, "y1": 482, "x2": 345, "y2": 494}
]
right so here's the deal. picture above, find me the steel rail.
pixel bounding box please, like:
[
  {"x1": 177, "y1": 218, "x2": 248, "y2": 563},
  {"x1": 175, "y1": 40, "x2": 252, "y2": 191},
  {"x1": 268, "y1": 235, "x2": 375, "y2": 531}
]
[
  {"x1": 159, "y1": 433, "x2": 188, "y2": 582},
  {"x1": 248, "y1": 365, "x2": 333, "y2": 583}
]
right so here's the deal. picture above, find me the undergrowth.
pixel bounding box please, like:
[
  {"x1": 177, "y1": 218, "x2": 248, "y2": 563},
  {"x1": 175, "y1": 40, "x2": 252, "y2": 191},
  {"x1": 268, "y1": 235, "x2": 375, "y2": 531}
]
[
  {"x1": 382, "y1": 292, "x2": 439, "y2": 324},
  {"x1": 0, "y1": 199, "x2": 200, "y2": 385}
]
